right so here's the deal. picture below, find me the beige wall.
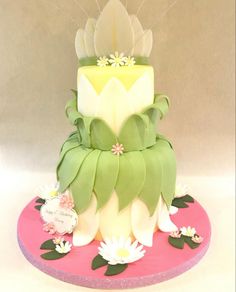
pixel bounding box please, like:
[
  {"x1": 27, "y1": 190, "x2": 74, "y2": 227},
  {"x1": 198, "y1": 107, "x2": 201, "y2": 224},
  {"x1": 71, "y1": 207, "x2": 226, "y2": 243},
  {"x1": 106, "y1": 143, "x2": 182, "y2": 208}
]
[{"x1": 0, "y1": 0, "x2": 235, "y2": 176}]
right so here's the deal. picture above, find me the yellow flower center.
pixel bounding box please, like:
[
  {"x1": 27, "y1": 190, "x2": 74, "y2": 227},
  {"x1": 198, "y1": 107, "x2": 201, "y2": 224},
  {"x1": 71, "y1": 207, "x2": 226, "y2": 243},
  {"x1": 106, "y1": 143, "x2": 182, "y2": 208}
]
[
  {"x1": 49, "y1": 190, "x2": 57, "y2": 197},
  {"x1": 116, "y1": 248, "x2": 130, "y2": 258}
]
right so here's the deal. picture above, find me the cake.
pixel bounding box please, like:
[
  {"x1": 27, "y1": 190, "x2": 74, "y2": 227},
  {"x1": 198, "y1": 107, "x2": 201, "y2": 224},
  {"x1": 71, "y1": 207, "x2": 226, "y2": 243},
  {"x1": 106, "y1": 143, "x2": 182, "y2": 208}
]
[{"x1": 17, "y1": 0, "x2": 209, "y2": 285}]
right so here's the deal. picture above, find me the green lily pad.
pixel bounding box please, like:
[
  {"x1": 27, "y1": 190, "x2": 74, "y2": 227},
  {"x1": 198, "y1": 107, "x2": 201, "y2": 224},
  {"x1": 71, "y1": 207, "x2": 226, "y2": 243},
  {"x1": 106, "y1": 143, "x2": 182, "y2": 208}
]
[
  {"x1": 168, "y1": 236, "x2": 185, "y2": 249},
  {"x1": 40, "y1": 250, "x2": 68, "y2": 260},
  {"x1": 40, "y1": 239, "x2": 56, "y2": 250},
  {"x1": 105, "y1": 264, "x2": 128, "y2": 276},
  {"x1": 181, "y1": 195, "x2": 194, "y2": 203},
  {"x1": 171, "y1": 199, "x2": 188, "y2": 208},
  {"x1": 34, "y1": 205, "x2": 42, "y2": 211},
  {"x1": 35, "y1": 198, "x2": 46, "y2": 204},
  {"x1": 91, "y1": 254, "x2": 108, "y2": 270},
  {"x1": 183, "y1": 236, "x2": 200, "y2": 249}
]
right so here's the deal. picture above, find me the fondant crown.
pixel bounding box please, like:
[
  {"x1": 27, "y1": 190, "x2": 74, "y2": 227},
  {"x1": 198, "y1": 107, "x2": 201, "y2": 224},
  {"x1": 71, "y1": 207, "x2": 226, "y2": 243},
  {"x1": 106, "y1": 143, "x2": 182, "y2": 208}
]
[{"x1": 75, "y1": 0, "x2": 153, "y2": 60}]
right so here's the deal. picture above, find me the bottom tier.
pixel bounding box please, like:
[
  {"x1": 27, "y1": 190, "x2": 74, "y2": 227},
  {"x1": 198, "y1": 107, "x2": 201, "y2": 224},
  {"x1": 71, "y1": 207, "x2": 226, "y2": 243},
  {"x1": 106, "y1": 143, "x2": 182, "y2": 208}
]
[{"x1": 57, "y1": 135, "x2": 177, "y2": 247}]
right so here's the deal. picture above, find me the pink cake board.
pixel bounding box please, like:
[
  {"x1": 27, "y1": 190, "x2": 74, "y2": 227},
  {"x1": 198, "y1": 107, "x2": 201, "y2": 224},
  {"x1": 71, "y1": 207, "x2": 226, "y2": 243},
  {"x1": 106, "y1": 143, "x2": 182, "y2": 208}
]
[{"x1": 17, "y1": 197, "x2": 211, "y2": 289}]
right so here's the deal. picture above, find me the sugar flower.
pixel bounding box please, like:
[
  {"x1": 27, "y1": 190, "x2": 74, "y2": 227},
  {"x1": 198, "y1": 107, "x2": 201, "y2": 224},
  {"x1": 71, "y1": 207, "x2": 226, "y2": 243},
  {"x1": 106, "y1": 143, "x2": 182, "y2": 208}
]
[
  {"x1": 109, "y1": 52, "x2": 126, "y2": 67},
  {"x1": 97, "y1": 56, "x2": 109, "y2": 67},
  {"x1": 169, "y1": 205, "x2": 178, "y2": 215},
  {"x1": 112, "y1": 143, "x2": 124, "y2": 156},
  {"x1": 124, "y1": 56, "x2": 136, "y2": 67},
  {"x1": 36, "y1": 183, "x2": 59, "y2": 200},
  {"x1": 53, "y1": 237, "x2": 65, "y2": 245},
  {"x1": 180, "y1": 226, "x2": 196, "y2": 237},
  {"x1": 98, "y1": 237, "x2": 146, "y2": 265},
  {"x1": 59, "y1": 193, "x2": 74, "y2": 210},
  {"x1": 170, "y1": 230, "x2": 182, "y2": 238},
  {"x1": 43, "y1": 222, "x2": 56, "y2": 235},
  {"x1": 191, "y1": 235, "x2": 204, "y2": 244},
  {"x1": 55, "y1": 241, "x2": 72, "y2": 254},
  {"x1": 175, "y1": 183, "x2": 189, "y2": 198}
]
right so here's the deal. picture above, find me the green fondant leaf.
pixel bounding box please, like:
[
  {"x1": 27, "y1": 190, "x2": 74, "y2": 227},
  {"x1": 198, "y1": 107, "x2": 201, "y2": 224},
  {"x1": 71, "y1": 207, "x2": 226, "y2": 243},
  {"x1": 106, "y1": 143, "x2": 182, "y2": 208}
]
[
  {"x1": 171, "y1": 199, "x2": 188, "y2": 208},
  {"x1": 115, "y1": 151, "x2": 146, "y2": 211},
  {"x1": 183, "y1": 236, "x2": 200, "y2": 249},
  {"x1": 35, "y1": 198, "x2": 46, "y2": 204},
  {"x1": 92, "y1": 254, "x2": 108, "y2": 270},
  {"x1": 168, "y1": 236, "x2": 185, "y2": 249},
  {"x1": 40, "y1": 239, "x2": 56, "y2": 250},
  {"x1": 139, "y1": 148, "x2": 162, "y2": 216},
  {"x1": 34, "y1": 205, "x2": 42, "y2": 211},
  {"x1": 182, "y1": 195, "x2": 194, "y2": 203},
  {"x1": 94, "y1": 151, "x2": 119, "y2": 210},
  {"x1": 57, "y1": 146, "x2": 93, "y2": 192},
  {"x1": 105, "y1": 264, "x2": 128, "y2": 276},
  {"x1": 70, "y1": 150, "x2": 101, "y2": 214},
  {"x1": 40, "y1": 250, "x2": 68, "y2": 260}
]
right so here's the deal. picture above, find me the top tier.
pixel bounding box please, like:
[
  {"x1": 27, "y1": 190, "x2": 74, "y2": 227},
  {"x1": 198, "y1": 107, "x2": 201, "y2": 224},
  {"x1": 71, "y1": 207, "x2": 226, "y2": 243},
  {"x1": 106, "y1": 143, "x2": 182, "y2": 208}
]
[{"x1": 75, "y1": 0, "x2": 153, "y2": 63}]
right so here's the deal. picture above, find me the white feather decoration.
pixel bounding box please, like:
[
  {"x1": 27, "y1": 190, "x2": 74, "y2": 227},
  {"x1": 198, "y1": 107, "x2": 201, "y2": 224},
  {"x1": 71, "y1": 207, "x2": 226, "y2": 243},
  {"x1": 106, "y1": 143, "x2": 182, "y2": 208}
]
[
  {"x1": 75, "y1": 29, "x2": 87, "y2": 59},
  {"x1": 130, "y1": 15, "x2": 145, "y2": 56},
  {"x1": 84, "y1": 18, "x2": 96, "y2": 57},
  {"x1": 94, "y1": 0, "x2": 134, "y2": 56},
  {"x1": 142, "y1": 29, "x2": 153, "y2": 57}
]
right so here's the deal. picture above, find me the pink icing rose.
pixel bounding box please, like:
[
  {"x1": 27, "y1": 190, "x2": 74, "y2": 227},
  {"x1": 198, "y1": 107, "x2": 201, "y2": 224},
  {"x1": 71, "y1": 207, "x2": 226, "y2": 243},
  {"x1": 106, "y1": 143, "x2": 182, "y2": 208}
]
[
  {"x1": 59, "y1": 194, "x2": 75, "y2": 210},
  {"x1": 43, "y1": 222, "x2": 56, "y2": 235}
]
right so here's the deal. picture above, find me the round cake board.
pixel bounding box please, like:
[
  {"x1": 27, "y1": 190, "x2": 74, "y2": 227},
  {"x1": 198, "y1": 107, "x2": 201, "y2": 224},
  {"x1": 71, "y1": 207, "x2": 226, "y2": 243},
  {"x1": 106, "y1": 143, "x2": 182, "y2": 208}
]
[{"x1": 17, "y1": 198, "x2": 211, "y2": 289}]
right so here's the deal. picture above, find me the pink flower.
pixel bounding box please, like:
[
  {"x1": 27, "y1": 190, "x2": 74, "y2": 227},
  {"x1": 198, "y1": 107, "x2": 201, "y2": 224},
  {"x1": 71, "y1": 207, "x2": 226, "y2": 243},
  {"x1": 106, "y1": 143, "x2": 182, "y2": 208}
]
[
  {"x1": 43, "y1": 222, "x2": 56, "y2": 235},
  {"x1": 170, "y1": 231, "x2": 182, "y2": 238},
  {"x1": 191, "y1": 235, "x2": 204, "y2": 244},
  {"x1": 59, "y1": 194, "x2": 74, "y2": 210},
  {"x1": 112, "y1": 143, "x2": 124, "y2": 156}
]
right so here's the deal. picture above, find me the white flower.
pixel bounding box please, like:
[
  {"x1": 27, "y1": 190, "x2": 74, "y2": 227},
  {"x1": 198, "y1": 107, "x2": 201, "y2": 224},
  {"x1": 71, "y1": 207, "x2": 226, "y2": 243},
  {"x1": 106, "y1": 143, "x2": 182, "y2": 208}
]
[
  {"x1": 109, "y1": 52, "x2": 126, "y2": 67},
  {"x1": 191, "y1": 235, "x2": 204, "y2": 244},
  {"x1": 98, "y1": 237, "x2": 146, "y2": 265},
  {"x1": 169, "y1": 206, "x2": 178, "y2": 215},
  {"x1": 124, "y1": 56, "x2": 136, "y2": 67},
  {"x1": 180, "y1": 226, "x2": 196, "y2": 237},
  {"x1": 53, "y1": 237, "x2": 64, "y2": 245},
  {"x1": 111, "y1": 143, "x2": 124, "y2": 156},
  {"x1": 175, "y1": 183, "x2": 189, "y2": 198},
  {"x1": 55, "y1": 241, "x2": 72, "y2": 254},
  {"x1": 97, "y1": 56, "x2": 109, "y2": 67},
  {"x1": 36, "y1": 183, "x2": 59, "y2": 200}
]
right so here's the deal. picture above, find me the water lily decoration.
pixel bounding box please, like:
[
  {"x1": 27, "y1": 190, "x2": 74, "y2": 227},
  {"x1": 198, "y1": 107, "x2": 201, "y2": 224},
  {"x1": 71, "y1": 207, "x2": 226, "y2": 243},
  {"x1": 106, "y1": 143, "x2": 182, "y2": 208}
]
[
  {"x1": 43, "y1": 222, "x2": 56, "y2": 235},
  {"x1": 53, "y1": 237, "x2": 65, "y2": 245},
  {"x1": 170, "y1": 231, "x2": 182, "y2": 238},
  {"x1": 59, "y1": 193, "x2": 74, "y2": 210},
  {"x1": 191, "y1": 235, "x2": 204, "y2": 244},
  {"x1": 55, "y1": 241, "x2": 72, "y2": 254},
  {"x1": 98, "y1": 237, "x2": 145, "y2": 265},
  {"x1": 109, "y1": 52, "x2": 126, "y2": 67},
  {"x1": 97, "y1": 56, "x2": 109, "y2": 67},
  {"x1": 180, "y1": 226, "x2": 196, "y2": 237},
  {"x1": 111, "y1": 143, "x2": 124, "y2": 156},
  {"x1": 36, "y1": 183, "x2": 59, "y2": 200},
  {"x1": 124, "y1": 56, "x2": 136, "y2": 67}
]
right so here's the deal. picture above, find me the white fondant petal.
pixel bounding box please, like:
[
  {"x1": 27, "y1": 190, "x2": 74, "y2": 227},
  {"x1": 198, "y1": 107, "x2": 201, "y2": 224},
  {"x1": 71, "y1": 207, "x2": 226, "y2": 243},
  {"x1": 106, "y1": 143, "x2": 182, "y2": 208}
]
[
  {"x1": 73, "y1": 194, "x2": 99, "y2": 246},
  {"x1": 84, "y1": 18, "x2": 96, "y2": 57},
  {"x1": 131, "y1": 199, "x2": 157, "y2": 247},
  {"x1": 169, "y1": 206, "x2": 178, "y2": 215},
  {"x1": 130, "y1": 15, "x2": 145, "y2": 56},
  {"x1": 156, "y1": 196, "x2": 178, "y2": 232},
  {"x1": 99, "y1": 192, "x2": 131, "y2": 240},
  {"x1": 94, "y1": 0, "x2": 134, "y2": 56},
  {"x1": 75, "y1": 29, "x2": 86, "y2": 59}
]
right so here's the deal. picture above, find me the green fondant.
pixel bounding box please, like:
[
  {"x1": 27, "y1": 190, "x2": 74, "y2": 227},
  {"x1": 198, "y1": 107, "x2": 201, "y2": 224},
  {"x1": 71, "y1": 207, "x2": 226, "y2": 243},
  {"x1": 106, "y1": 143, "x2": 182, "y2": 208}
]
[
  {"x1": 58, "y1": 146, "x2": 93, "y2": 192},
  {"x1": 36, "y1": 198, "x2": 46, "y2": 204},
  {"x1": 40, "y1": 239, "x2": 56, "y2": 250},
  {"x1": 91, "y1": 254, "x2": 108, "y2": 270},
  {"x1": 94, "y1": 151, "x2": 119, "y2": 210},
  {"x1": 79, "y1": 56, "x2": 149, "y2": 67},
  {"x1": 172, "y1": 195, "x2": 194, "y2": 209},
  {"x1": 105, "y1": 264, "x2": 128, "y2": 276},
  {"x1": 115, "y1": 151, "x2": 146, "y2": 211},
  {"x1": 182, "y1": 195, "x2": 194, "y2": 203},
  {"x1": 34, "y1": 205, "x2": 42, "y2": 211},
  {"x1": 168, "y1": 236, "x2": 185, "y2": 249},
  {"x1": 40, "y1": 250, "x2": 68, "y2": 260},
  {"x1": 138, "y1": 147, "x2": 162, "y2": 216},
  {"x1": 70, "y1": 150, "x2": 101, "y2": 214},
  {"x1": 183, "y1": 236, "x2": 200, "y2": 249}
]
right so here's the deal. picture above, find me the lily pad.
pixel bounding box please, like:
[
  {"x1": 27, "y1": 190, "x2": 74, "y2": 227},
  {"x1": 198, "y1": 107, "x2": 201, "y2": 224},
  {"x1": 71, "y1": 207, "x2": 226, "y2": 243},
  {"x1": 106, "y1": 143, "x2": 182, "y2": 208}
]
[
  {"x1": 40, "y1": 239, "x2": 56, "y2": 250},
  {"x1": 183, "y1": 236, "x2": 200, "y2": 249},
  {"x1": 35, "y1": 198, "x2": 46, "y2": 204},
  {"x1": 34, "y1": 205, "x2": 42, "y2": 211},
  {"x1": 105, "y1": 264, "x2": 128, "y2": 276},
  {"x1": 171, "y1": 195, "x2": 194, "y2": 209},
  {"x1": 168, "y1": 236, "x2": 185, "y2": 249},
  {"x1": 40, "y1": 250, "x2": 68, "y2": 260},
  {"x1": 92, "y1": 254, "x2": 108, "y2": 270}
]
